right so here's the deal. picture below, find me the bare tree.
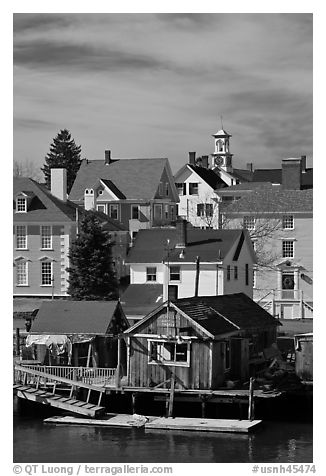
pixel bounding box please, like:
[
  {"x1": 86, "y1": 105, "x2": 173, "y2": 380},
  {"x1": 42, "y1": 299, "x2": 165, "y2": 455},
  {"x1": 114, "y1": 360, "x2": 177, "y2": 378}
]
[
  {"x1": 187, "y1": 193, "x2": 220, "y2": 229},
  {"x1": 13, "y1": 159, "x2": 42, "y2": 182}
]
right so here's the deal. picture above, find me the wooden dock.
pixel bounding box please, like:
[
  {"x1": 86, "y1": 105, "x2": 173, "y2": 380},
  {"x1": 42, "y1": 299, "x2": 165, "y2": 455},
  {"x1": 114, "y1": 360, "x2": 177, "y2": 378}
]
[
  {"x1": 44, "y1": 413, "x2": 262, "y2": 433},
  {"x1": 14, "y1": 384, "x2": 105, "y2": 418}
]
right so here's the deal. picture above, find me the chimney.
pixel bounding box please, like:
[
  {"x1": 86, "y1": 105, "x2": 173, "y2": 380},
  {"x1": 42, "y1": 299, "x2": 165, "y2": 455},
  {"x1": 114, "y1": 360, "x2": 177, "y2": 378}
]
[
  {"x1": 105, "y1": 149, "x2": 111, "y2": 165},
  {"x1": 51, "y1": 168, "x2": 67, "y2": 202},
  {"x1": 188, "y1": 151, "x2": 196, "y2": 166},
  {"x1": 201, "y1": 155, "x2": 209, "y2": 168},
  {"x1": 301, "y1": 155, "x2": 307, "y2": 172},
  {"x1": 175, "y1": 219, "x2": 187, "y2": 248},
  {"x1": 247, "y1": 163, "x2": 253, "y2": 172},
  {"x1": 282, "y1": 158, "x2": 302, "y2": 190}
]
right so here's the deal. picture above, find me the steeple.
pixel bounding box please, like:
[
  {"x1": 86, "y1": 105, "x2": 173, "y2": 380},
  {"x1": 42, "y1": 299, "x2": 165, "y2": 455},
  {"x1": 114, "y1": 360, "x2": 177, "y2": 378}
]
[{"x1": 211, "y1": 124, "x2": 233, "y2": 173}]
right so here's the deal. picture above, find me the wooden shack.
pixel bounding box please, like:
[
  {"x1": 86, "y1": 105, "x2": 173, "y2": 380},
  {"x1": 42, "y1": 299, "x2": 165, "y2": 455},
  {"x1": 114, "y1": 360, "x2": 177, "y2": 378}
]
[
  {"x1": 294, "y1": 332, "x2": 313, "y2": 382},
  {"x1": 26, "y1": 300, "x2": 129, "y2": 369},
  {"x1": 124, "y1": 293, "x2": 280, "y2": 390}
]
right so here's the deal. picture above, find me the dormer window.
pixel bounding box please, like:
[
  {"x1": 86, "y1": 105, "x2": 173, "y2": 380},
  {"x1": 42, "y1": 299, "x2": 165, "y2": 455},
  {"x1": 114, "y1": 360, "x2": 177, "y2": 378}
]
[{"x1": 16, "y1": 197, "x2": 27, "y2": 213}]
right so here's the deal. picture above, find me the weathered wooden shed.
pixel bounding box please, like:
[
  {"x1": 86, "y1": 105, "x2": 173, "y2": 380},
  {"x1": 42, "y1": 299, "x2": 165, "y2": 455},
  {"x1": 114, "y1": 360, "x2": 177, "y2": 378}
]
[
  {"x1": 26, "y1": 300, "x2": 129, "y2": 369},
  {"x1": 124, "y1": 293, "x2": 280, "y2": 390},
  {"x1": 294, "y1": 332, "x2": 313, "y2": 382}
]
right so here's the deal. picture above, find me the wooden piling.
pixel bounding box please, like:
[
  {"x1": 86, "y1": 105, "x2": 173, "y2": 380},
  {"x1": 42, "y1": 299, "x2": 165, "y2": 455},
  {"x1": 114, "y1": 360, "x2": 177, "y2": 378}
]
[
  {"x1": 131, "y1": 393, "x2": 136, "y2": 414},
  {"x1": 248, "y1": 377, "x2": 255, "y2": 421},
  {"x1": 168, "y1": 374, "x2": 175, "y2": 418},
  {"x1": 201, "y1": 396, "x2": 206, "y2": 418}
]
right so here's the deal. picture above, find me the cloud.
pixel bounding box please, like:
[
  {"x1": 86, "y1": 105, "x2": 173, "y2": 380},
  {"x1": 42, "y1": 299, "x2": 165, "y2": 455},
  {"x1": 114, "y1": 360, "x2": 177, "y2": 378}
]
[
  {"x1": 14, "y1": 117, "x2": 55, "y2": 129},
  {"x1": 13, "y1": 13, "x2": 72, "y2": 34},
  {"x1": 13, "y1": 39, "x2": 168, "y2": 73}
]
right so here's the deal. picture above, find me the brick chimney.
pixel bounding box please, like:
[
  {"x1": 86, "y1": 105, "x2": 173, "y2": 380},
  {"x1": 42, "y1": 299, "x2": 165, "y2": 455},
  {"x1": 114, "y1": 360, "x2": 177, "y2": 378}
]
[
  {"x1": 188, "y1": 152, "x2": 196, "y2": 166},
  {"x1": 175, "y1": 219, "x2": 187, "y2": 248},
  {"x1": 201, "y1": 155, "x2": 209, "y2": 168},
  {"x1": 247, "y1": 163, "x2": 253, "y2": 172},
  {"x1": 301, "y1": 155, "x2": 307, "y2": 172},
  {"x1": 51, "y1": 168, "x2": 67, "y2": 202},
  {"x1": 105, "y1": 149, "x2": 111, "y2": 165},
  {"x1": 282, "y1": 158, "x2": 302, "y2": 190}
]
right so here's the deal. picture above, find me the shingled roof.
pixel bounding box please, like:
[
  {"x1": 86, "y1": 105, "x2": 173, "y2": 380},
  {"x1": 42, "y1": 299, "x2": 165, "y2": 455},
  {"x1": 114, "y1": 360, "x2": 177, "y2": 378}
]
[
  {"x1": 174, "y1": 293, "x2": 280, "y2": 335},
  {"x1": 69, "y1": 157, "x2": 172, "y2": 202},
  {"x1": 13, "y1": 177, "x2": 126, "y2": 230},
  {"x1": 221, "y1": 189, "x2": 313, "y2": 214},
  {"x1": 188, "y1": 165, "x2": 227, "y2": 189},
  {"x1": 252, "y1": 168, "x2": 313, "y2": 189},
  {"x1": 126, "y1": 293, "x2": 279, "y2": 337},
  {"x1": 31, "y1": 300, "x2": 127, "y2": 335},
  {"x1": 121, "y1": 284, "x2": 163, "y2": 317},
  {"x1": 126, "y1": 227, "x2": 247, "y2": 263}
]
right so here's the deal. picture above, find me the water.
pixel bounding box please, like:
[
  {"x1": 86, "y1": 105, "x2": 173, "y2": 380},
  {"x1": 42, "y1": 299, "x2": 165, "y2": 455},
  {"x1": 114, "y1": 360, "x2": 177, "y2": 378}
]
[{"x1": 13, "y1": 402, "x2": 313, "y2": 463}]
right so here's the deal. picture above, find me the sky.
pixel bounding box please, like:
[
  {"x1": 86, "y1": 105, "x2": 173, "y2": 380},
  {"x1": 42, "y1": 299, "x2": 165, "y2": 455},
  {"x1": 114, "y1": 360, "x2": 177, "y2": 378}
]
[{"x1": 13, "y1": 13, "x2": 313, "y2": 173}]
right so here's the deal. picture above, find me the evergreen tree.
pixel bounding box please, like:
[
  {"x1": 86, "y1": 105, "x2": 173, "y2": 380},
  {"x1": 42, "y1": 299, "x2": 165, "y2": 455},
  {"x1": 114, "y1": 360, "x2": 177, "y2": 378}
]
[
  {"x1": 67, "y1": 212, "x2": 118, "y2": 300},
  {"x1": 42, "y1": 129, "x2": 82, "y2": 194}
]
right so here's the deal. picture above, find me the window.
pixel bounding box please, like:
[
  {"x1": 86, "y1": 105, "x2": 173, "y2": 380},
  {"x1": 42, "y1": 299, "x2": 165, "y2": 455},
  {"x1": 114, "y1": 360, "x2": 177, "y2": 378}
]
[
  {"x1": 283, "y1": 215, "x2": 294, "y2": 229},
  {"x1": 164, "y1": 204, "x2": 169, "y2": 220},
  {"x1": 282, "y1": 240, "x2": 294, "y2": 258},
  {"x1": 148, "y1": 340, "x2": 190, "y2": 367},
  {"x1": 16, "y1": 261, "x2": 28, "y2": 286},
  {"x1": 253, "y1": 268, "x2": 257, "y2": 288},
  {"x1": 245, "y1": 264, "x2": 249, "y2": 286},
  {"x1": 227, "y1": 265, "x2": 231, "y2": 281},
  {"x1": 222, "y1": 340, "x2": 231, "y2": 370},
  {"x1": 40, "y1": 226, "x2": 52, "y2": 249},
  {"x1": 170, "y1": 205, "x2": 175, "y2": 221},
  {"x1": 158, "y1": 183, "x2": 163, "y2": 196},
  {"x1": 243, "y1": 216, "x2": 255, "y2": 230},
  {"x1": 234, "y1": 265, "x2": 238, "y2": 280},
  {"x1": 189, "y1": 183, "x2": 198, "y2": 195},
  {"x1": 175, "y1": 183, "x2": 184, "y2": 195},
  {"x1": 154, "y1": 204, "x2": 162, "y2": 220},
  {"x1": 109, "y1": 204, "x2": 119, "y2": 220},
  {"x1": 197, "y1": 203, "x2": 213, "y2": 217},
  {"x1": 146, "y1": 267, "x2": 157, "y2": 282},
  {"x1": 131, "y1": 205, "x2": 139, "y2": 220},
  {"x1": 96, "y1": 204, "x2": 107, "y2": 214},
  {"x1": 170, "y1": 266, "x2": 180, "y2": 281},
  {"x1": 16, "y1": 197, "x2": 27, "y2": 212},
  {"x1": 165, "y1": 183, "x2": 169, "y2": 196},
  {"x1": 16, "y1": 226, "x2": 27, "y2": 249},
  {"x1": 41, "y1": 261, "x2": 52, "y2": 286}
]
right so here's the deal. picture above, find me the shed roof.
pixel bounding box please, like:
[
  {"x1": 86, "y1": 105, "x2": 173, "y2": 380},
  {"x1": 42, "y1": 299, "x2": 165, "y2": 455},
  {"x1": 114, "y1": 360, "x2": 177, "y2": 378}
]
[
  {"x1": 31, "y1": 300, "x2": 123, "y2": 335},
  {"x1": 69, "y1": 158, "x2": 171, "y2": 202}
]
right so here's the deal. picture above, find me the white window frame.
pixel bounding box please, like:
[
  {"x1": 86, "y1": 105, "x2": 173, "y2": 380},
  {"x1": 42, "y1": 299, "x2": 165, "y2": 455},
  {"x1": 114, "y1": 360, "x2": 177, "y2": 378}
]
[
  {"x1": 96, "y1": 204, "x2": 107, "y2": 214},
  {"x1": 158, "y1": 182, "x2": 163, "y2": 196},
  {"x1": 148, "y1": 339, "x2": 191, "y2": 367},
  {"x1": 41, "y1": 261, "x2": 53, "y2": 286},
  {"x1": 282, "y1": 240, "x2": 294, "y2": 258},
  {"x1": 109, "y1": 204, "x2": 119, "y2": 220},
  {"x1": 16, "y1": 225, "x2": 27, "y2": 250},
  {"x1": 282, "y1": 215, "x2": 294, "y2": 230},
  {"x1": 175, "y1": 183, "x2": 183, "y2": 196},
  {"x1": 16, "y1": 260, "x2": 28, "y2": 286},
  {"x1": 16, "y1": 197, "x2": 27, "y2": 213},
  {"x1": 164, "y1": 204, "x2": 169, "y2": 220},
  {"x1": 169, "y1": 265, "x2": 181, "y2": 282},
  {"x1": 189, "y1": 183, "x2": 199, "y2": 196},
  {"x1": 243, "y1": 215, "x2": 256, "y2": 230},
  {"x1": 165, "y1": 183, "x2": 169, "y2": 196},
  {"x1": 146, "y1": 267, "x2": 157, "y2": 282},
  {"x1": 40, "y1": 225, "x2": 52, "y2": 250},
  {"x1": 154, "y1": 204, "x2": 162, "y2": 220}
]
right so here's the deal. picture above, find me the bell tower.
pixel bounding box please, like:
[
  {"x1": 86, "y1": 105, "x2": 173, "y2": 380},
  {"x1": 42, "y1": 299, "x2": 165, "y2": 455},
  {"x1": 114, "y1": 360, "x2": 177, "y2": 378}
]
[{"x1": 211, "y1": 127, "x2": 233, "y2": 173}]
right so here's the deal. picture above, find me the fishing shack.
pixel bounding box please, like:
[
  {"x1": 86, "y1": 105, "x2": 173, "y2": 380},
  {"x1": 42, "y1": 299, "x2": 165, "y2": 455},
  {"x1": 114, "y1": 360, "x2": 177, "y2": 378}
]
[
  {"x1": 124, "y1": 293, "x2": 280, "y2": 390},
  {"x1": 25, "y1": 300, "x2": 129, "y2": 371}
]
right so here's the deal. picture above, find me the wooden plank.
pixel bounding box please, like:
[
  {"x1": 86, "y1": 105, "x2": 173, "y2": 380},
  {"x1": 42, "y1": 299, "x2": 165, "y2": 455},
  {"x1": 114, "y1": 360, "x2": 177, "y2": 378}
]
[{"x1": 145, "y1": 417, "x2": 262, "y2": 433}]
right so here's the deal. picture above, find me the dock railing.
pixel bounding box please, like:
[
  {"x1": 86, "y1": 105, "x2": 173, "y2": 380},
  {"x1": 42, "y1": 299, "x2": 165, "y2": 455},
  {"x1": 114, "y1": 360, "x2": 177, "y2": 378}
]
[{"x1": 14, "y1": 365, "x2": 117, "y2": 387}]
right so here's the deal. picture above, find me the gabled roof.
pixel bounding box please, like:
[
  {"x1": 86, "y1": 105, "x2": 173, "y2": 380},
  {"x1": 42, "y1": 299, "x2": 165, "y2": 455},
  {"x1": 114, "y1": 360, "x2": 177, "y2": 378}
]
[
  {"x1": 221, "y1": 189, "x2": 313, "y2": 214},
  {"x1": 69, "y1": 158, "x2": 173, "y2": 202},
  {"x1": 14, "y1": 177, "x2": 80, "y2": 222},
  {"x1": 216, "y1": 182, "x2": 279, "y2": 193},
  {"x1": 126, "y1": 226, "x2": 246, "y2": 263},
  {"x1": 231, "y1": 168, "x2": 254, "y2": 182},
  {"x1": 13, "y1": 177, "x2": 127, "y2": 230},
  {"x1": 31, "y1": 300, "x2": 127, "y2": 335},
  {"x1": 120, "y1": 284, "x2": 163, "y2": 317},
  {"x1": 187, "y1": 165, "x2": 228, "y2": 189},
  {"x1": 175, "y1": 294, "x2": 279, "y2": 334},
  {"x1": 125, "y1": 293, "x2": 279, "y2": 337},
  {"x1": 100, "y1": 179, "x2": 126, "y2": 199}
]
